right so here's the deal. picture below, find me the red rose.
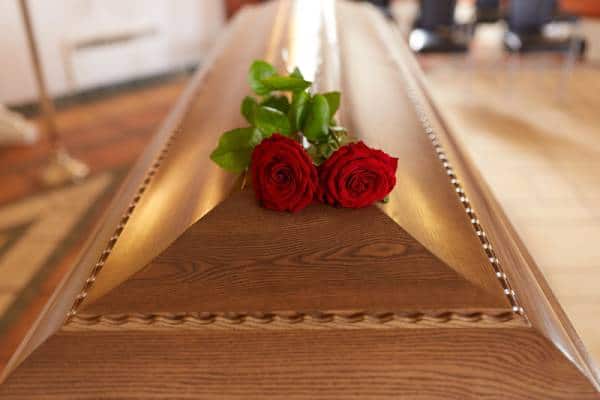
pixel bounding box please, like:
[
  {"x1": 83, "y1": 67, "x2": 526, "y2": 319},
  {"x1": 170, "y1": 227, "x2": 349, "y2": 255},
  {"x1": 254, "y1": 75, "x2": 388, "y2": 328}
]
[
  {"x1": 318, "y1": 141, "x2": 398, "y2": 208},
  {"x1": 251, "y1": 134, "x2": 318, "y2": 212}
]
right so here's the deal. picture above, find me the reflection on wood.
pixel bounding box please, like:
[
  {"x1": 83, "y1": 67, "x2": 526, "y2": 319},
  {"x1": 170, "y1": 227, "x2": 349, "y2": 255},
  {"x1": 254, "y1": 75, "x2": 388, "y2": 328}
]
[{"x1": 85, "y1": 190, "x2": 507, "y2": 314}]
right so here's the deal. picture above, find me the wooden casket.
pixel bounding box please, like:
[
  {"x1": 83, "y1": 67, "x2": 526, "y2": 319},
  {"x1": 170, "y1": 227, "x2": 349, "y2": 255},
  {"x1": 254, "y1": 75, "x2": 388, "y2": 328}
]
[{"x1": 1, "y1": 1, "x2": 599, "y2": 398}]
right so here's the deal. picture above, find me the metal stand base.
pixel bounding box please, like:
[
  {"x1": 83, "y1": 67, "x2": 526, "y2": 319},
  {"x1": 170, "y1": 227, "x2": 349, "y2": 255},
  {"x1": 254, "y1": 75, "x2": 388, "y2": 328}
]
[{"x1": 40, "y1": 148, "x2": 90, "y2": 187}]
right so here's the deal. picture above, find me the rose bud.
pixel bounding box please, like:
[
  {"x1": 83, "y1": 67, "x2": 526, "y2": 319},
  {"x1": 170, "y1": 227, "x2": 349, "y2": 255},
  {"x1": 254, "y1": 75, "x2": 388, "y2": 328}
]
[
  {"x1": 318, "y1": 141, "x2": 398, "y2": 208},
  {"x1": 251, "y1": 134, "x2": 318, "y2": 212}
]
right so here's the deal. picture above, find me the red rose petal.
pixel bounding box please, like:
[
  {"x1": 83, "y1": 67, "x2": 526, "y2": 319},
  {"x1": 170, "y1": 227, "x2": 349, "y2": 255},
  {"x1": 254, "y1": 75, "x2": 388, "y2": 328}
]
[
  {"x1": 318, "y1": 141, "x2": 398, "y2": 208},
  {"x1": 250, "y1": 134, "x2": 318, "y2": 212}
]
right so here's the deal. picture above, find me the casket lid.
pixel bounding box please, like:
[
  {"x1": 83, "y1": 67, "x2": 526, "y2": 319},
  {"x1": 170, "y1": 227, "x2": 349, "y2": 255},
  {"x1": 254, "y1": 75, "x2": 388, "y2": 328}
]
[
  {"x1": 77, "y1": 0, "x2": 514, "y2": 317},
  {"x1": 0, "y1": 1, "x2": 521, "y2": 383}
]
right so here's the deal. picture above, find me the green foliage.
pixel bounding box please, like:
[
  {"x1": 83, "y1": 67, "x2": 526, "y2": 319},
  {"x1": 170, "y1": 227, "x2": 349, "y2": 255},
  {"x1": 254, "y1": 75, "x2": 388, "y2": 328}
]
[
  {"x1": 254, "y1": 106, "x2": 291, "y2": 137},
  {"x1": 211, "y1": 60, "x2": 349, "y2": 171},
  {"x1": 241, "y1": 96, "x2": 258, "y2": 125},
  {"x1": 248, "y1": 61, "x2": 310, "y2": 95},
  {"x1": 303, "y1": 94, "x2": 330, "y2": 143},
  {"x1": 261, "y1": 76, "x2": 311, "y2": 92},
  {"x1": 289, "y1": 90, "x2": 309, "y2": 132},
  {"x1": 248, "y1": 60, "x2": 276, "y2": 95},
  {"x1": 260, "y1": 95, "x2": 290, "y2": 114},
  {"x1": 210, "y1": 127, "x2": 262, "y2": 172}
]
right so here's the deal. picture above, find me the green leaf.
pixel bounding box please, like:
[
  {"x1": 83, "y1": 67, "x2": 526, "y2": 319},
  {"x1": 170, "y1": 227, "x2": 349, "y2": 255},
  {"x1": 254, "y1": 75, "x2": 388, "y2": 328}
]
[
  {"x1": 248, "y1": 60, "x2": 276, "y2": 95},
  {"x1": 261, "y1": 76, "x2": 312, "y2": 92},
  {"x1": 260, "y1": 95, "x2": 290, "y2": 114},
  {"x1": 289, "y1": 90, "x2": 309, "y2": 132},
  {"x1": 254, "y1": 106, "x2": 291, "y2": 136},
  {"x1": 302, "y1": 94, "x2": 330, "y2": 142},
  {"x1": 241, "y1": 96, "x2": 258, "y2": 125},
  {"x1": 210, "y1": 127, "x2": 262, "y2": 172},
  {"x1": 290, "y1": 67, "x2": 304, "y2": 80},
  {"x1": 323, "y1": 91, "x2": 341, "y2": 118}
]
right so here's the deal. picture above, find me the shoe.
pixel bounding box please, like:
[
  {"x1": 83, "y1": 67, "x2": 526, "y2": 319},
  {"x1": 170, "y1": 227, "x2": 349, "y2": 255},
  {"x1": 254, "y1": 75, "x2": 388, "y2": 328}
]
[{"x1": 409, "y1": 28, "x2": 468, "y2": 53}]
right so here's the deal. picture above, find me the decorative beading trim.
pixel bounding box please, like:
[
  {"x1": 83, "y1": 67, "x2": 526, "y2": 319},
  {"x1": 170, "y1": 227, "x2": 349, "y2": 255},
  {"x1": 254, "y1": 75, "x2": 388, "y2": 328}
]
[
  {"x1": 66, "y1": 127, "x2": 181, "y2": 320},
  {"x1": 370, "y1": 18, "x2": 525, "y2": 317},
  {"x1": 409, "y1": 94, "x2": 524, "y2": 315},
  {"x1": 63, "y1": 311, "x2": 526, "y2": 331}
]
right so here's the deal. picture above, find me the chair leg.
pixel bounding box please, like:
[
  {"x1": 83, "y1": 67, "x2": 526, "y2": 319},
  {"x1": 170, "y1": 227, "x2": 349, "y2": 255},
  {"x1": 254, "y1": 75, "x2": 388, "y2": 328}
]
[{"x1": 558, "y1": 23, "x2": 583, "y2": 102}]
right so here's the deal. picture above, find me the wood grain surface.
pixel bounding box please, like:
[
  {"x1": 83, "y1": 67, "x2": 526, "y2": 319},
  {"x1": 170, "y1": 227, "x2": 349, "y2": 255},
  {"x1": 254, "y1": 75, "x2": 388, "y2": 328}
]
[
  {"x1": 85, "y1": 190, "x2": 509, "y2": 314},
  {"x1": 1, "y1": 328, "x2": 598, "y2": 399},
  {"x1": 1, "y1": 1, "x2": 599, "y2": 398}
]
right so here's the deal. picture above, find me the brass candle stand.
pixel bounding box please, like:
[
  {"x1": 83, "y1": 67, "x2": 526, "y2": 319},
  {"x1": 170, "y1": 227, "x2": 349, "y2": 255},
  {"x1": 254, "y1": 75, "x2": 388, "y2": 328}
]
[{"x1": 19, "y1": 0, "x2": 89, "y2": 186}]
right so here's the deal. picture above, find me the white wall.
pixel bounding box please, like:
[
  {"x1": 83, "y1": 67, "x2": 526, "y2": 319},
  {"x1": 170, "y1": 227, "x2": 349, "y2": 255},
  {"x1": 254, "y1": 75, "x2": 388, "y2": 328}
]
[{"x1": 0, "y1": 0, "x2": 225, "y2": 105}]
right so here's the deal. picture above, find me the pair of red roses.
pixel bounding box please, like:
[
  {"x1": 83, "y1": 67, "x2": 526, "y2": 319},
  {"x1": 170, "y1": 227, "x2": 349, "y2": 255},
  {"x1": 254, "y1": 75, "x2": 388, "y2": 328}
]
[{"x1": 251, "y1": 134, "x2": 398, "y2": 212}]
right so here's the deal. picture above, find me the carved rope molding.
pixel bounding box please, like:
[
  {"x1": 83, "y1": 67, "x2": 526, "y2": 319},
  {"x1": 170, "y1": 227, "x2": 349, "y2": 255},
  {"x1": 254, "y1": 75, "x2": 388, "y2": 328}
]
[
  {"x1": 66, "y1": 80, "x2": 197, "y2": 321},
  {"x1": 367, "y1": 13, "x2": 525, "y2": 317},
  {"x1": 66, "y1": 126, "x2": 181, "y2": 320},
  {"x1": 63, "y1": 311, "x2": 527, "y2": 331}
]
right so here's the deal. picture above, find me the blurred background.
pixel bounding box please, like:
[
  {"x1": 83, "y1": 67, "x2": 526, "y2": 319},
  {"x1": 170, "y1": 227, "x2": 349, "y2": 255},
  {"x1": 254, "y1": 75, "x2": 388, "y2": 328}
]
[{"x1": 0, "y1": 0, "x2": 599, "y2": 364}]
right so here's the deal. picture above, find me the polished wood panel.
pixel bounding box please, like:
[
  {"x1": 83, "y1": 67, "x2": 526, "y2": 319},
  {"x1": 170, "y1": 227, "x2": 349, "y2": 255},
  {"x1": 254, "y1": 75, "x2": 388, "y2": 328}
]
[
  {"x1": 81, "y1": 1, "x2": 290, "y2": 307},
  {"x1": 334, "y1": 3, "x2": 509, "y2": 305},
  {"x1": 85, "y1": 0, "x2": 512, "y2": 316},
  {"x1": 85, "y1": 190, "x2": 507, "y2": 314},
  {"x1": 1, "y1": 1, "x2": 599, "y2": 398},
  {"x1": 1, "y1": 328, "x2": 598, "y2": 399}
]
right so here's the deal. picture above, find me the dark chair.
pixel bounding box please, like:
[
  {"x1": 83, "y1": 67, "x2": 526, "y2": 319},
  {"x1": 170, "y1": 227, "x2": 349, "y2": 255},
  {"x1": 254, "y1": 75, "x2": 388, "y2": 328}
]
[
  {"x1": 504, "y1": 0, "x2": 586, "y2": 55},
  {"x1": 475, "y1": 0, "x2": 503, "y2": 24}
]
